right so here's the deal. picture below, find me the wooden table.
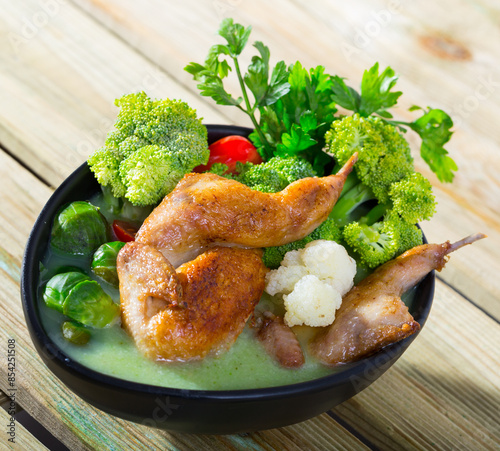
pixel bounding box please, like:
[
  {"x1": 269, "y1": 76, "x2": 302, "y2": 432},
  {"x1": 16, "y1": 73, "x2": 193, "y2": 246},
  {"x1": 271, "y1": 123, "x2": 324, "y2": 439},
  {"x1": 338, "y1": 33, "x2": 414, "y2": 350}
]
[{"x1": 1, "y1": 1, "x2": 499, "y2": 449}]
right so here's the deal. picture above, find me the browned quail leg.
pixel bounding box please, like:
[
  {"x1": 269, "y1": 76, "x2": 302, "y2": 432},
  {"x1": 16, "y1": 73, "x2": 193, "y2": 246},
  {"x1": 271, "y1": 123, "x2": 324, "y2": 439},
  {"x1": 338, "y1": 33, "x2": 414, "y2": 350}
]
[{"x1": 310, "y1": 233, "x2": 487, "y2": 366}]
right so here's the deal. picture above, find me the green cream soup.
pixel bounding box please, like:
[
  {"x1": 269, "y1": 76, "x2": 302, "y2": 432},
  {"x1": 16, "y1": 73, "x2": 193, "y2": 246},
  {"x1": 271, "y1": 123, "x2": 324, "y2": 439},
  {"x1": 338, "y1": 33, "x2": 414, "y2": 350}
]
[
  {"x1": 39, "y1": 249, "x2": 335, "y2": 391},
  {"x1": 40, "y1": 301, "x2": 333, "y2": 390}
]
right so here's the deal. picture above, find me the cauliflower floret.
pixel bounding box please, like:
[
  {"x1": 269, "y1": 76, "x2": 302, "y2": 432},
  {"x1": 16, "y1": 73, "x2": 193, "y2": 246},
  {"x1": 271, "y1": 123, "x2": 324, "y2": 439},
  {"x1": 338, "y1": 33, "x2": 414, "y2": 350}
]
[
  {"x1": 265, "y1": 240, "x2": 356, "y2": 327},
  {"x1": 300, "y1": 240, "x2": 356, "y2": 295},
  {"x1": 281, "y1": 248, "x2": 303, "y2": 267},
  {"x1": 264, "y1": 263, "x2": 307, "y2": 296},
  {"x1": 283, "y1": 275, "x2": 342, "y2": 327}
]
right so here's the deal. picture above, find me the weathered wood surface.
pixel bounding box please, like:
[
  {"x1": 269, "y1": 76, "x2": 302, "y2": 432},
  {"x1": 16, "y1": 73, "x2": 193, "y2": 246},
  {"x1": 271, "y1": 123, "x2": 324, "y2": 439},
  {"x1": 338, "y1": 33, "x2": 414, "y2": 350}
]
[{"x1": 1, "y1": 0, "x2": 499, "y2": 449}]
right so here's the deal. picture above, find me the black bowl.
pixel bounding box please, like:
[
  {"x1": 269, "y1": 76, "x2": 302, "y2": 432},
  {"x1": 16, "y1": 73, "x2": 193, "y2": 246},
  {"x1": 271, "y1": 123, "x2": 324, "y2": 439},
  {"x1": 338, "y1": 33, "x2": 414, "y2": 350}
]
[{"x1": 21, "y1": 124, "x2": 434, "y2": 434}]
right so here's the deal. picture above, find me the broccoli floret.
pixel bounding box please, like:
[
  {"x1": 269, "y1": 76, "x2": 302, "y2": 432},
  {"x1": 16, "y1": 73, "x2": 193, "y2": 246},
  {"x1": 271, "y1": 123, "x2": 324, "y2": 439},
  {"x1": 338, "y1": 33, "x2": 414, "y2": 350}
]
[
  {"x1": 394, "y1": 219, "x2": 423, "y2": 255},
  {"x1": 87, "y1": 147, "x2": 127, "y2": 198},
  {"x1": 116, "y1": 135, "x2": 150, "y2": 157},
  {"x1": 88, "y1": 92, "x2": 209, "y2": 206},
  {"x1": 324, "y1": 114, "x2": 436, "y2": 268},
  {"x1": 326, "y1": 114, "x2": 414, "y2": 203},
  {"x1": 342, "y1": 220, "x2": 398, "y2": 269},
  {"x1": 343, "y1": 212, "x2": 424, "y2": 268},
  {"x1": 309, "y1": 216, "x2": 343, "y2": 243},
  {"x1": 332, "y1": 170, "x2": 436, "y2": 227},
  {"x1": 389, "y1": 172, "x2": 436, "y2": 224},
  {"x1": 263, "y1": 243, "x2": 301, "y2": 269},
  {"x1": 119, "y1": 145, "x2": 184, "y2": 206},
  {"x1": 207, "y1": 162, "x2": 231, "y2": 176},
  {"x1": 266, "y1": 156, "x2": 318, "y2": 184},
  {"x1": 335, "y1": 173, "x2": 433, "y2": 268},
  {"x1": 262, "y1": 218, "x2": 342, "y2": 268},
  {"x1": 234, "y1": 155, "x2": 316, "y2": 193}
]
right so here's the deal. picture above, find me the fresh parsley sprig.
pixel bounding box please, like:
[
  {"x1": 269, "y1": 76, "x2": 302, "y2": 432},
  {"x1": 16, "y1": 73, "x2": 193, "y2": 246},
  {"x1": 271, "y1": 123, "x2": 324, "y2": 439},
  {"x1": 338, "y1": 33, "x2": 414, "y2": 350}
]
[
  {"x1": 185, "y1": 19, "x2": 338, "y2": 173},
  {"x1": 254, "y1": 62, "x2": 338, "y2": 173},
  {"x1": 185, "y1": 19, "x2": 457, "y2": 182},
  {"x1": 184, "y1": 18, "x2": 290, "y2": 155},
  {"x1": 331, "y1": 63, "x2": 402, "y2": 118}
]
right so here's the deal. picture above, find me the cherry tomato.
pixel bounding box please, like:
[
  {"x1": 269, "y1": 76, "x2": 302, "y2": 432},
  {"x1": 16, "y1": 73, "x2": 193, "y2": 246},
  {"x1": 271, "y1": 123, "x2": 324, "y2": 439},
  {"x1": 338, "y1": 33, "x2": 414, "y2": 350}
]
[
  {"x1": 195, "y1": 135, "x2": 262, "y2": 174},
  {"x1": 112, "y1": 220, "x2": 138, "y2": 242}
]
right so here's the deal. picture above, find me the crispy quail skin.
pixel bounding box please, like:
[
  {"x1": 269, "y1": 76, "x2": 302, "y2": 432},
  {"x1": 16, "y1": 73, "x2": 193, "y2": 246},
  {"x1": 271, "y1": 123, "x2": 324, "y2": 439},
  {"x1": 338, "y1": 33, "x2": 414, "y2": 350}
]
[
  {"x1": 118, "y1": 243, "x2": 267, "y2": 361},
  {"x1": 135, "y1": 154, "x2": 357, "y2": 267}
]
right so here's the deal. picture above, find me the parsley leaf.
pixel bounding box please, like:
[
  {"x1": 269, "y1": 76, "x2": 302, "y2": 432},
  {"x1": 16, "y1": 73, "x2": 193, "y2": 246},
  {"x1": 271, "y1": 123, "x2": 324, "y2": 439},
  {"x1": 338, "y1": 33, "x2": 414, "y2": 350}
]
[
  {"x1": 331, "y1": 62, "x2": 401, "y2": 117},
  {"x1": 244, "y1": 42, "x2": 290, "y2": 108},
  {"x1": 185, "y1": 18, "x2": 291, "y2": 154},
  {"x1": 197, "y1": 75, "x2": 243, "y2": 107},
  {"x1": 266, "y1": 61, "x2": 290, "y2": 106},
  {"x1": 244, "y1": 41, "x2": 271, "y2": 105},
  {"x1": 256, "y1": 62, "x2": 337, "y2": 171},
  {"x1": 331, "y1": 75, "x2": 361, "y2": 112},
  {"x1": 278, "y1": 123, "x2": 317, "y2": 156},
  {"x1": 409, "y1": 108, "x2": 457, "y2": 182},
  {"x1": 218, "y1": 18, "x2": 252, "y2": 57},
  {"x1": 358, "y1": 63, "x2": 401, "y2": 117}
]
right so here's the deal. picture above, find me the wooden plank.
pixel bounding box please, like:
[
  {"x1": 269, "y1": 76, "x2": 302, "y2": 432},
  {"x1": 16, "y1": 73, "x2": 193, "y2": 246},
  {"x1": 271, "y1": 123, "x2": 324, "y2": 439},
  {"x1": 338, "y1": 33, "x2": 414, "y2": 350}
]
[
  {"x1": 332, "y1": 280, "x2": 500, "y2": 450},
  {"x1": 69, "y1": 0, "x2": 500, "y2": 317},
  {"x1": 0, "y1": 0, "x2": 231, "y2": 189},
  {"x1": 0, "y1": 149, "x2": 369, "y2": 450},
  {"x1": 0, "y1": 406, "x2": 49, "y2": 451}
]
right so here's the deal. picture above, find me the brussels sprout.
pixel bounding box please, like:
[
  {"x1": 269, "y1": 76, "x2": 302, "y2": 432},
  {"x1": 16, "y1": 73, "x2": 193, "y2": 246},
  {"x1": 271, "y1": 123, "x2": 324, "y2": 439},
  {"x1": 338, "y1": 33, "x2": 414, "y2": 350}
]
[
  {"x1": 51, "y1": 201, "x2": 110, "y2": 255},
  {"x1": 63, "y1": 279, "x2": 119, "y2": 328},
  {"x1": 61, "y1": 321, "x2": 91, "y2": 345},
  {"x1": 43, "y1": 271, "x2": 119, "y2": 328},
  {"x1": 43, "y1": 271, "x2": 89, "y2": 313},
  {"x1": 91, "y1": 241, "x2": 126, "y2": 287}
]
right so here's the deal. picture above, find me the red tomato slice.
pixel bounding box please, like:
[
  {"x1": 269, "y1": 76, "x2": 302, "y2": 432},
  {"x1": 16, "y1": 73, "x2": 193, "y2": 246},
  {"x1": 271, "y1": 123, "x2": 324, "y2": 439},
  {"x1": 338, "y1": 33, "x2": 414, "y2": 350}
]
[
  {"x1": 195, "y1": 135, "x2": 262, "y2": 174},
  {"x1": 112, "y1": 220, "x2": 138, "y2": 242}
]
